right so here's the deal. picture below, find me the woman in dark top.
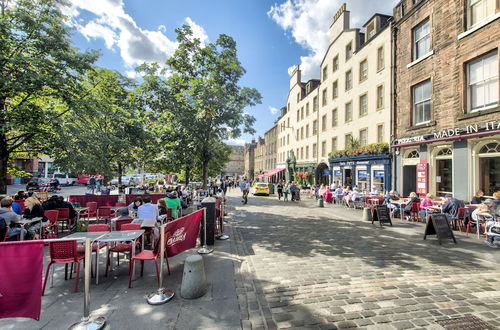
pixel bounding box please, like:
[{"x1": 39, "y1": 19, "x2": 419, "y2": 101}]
[
  {"x1": 471, "y1": 189, "x2": 485, "y2": 204},
  {"x1": 157, "y1": 199, "x2": 168, "y2": 216},
  {"x1": 23, "y1": 197, "x2": 48, "y2": 239}
]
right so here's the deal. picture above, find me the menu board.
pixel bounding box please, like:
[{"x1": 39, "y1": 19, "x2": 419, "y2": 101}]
[
  {"x1": 423, "y1": 214, "x2": 456, "y2": 244},
  {"x1": 416, "y1": 163, "x2": 428, "y2": 195},
  {"x1": 372, "y1": 205, "x2": 392, "y2": 227}
]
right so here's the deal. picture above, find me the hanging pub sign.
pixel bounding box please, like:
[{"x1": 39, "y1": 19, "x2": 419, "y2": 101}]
[
  {"x1": 416, "y1": 163, "x2": 428, "y2": 195},
  {"x1": 392, "y1": 120, "x2": 500, "y2": 146}
]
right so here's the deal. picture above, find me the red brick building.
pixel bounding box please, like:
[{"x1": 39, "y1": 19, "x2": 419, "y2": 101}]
[{"x1": 392, "y1": 0, "x2": 499, "y2": 199}]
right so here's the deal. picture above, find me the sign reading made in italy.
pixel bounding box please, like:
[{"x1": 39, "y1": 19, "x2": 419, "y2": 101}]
[{"x1": 392, "y1": 120, "x2": 500, "y2": 146}]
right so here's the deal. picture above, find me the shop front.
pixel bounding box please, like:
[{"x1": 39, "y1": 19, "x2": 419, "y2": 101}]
[
  {"x1": 328, "y1": 153, "x2": 391, "y2": 193},
  {"x1": 393, "y1": 120, "x2": 500, "y2": 200},
  {"x1": 293, "y1": 163, "x2": 317, "y2": 187}
]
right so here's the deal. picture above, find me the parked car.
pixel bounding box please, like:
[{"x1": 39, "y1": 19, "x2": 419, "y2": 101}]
[
  {"x1": 76, "y1": 174, "x2": 90, "y2": 185},
  {"x1": 50, "y1": 173, "x2": 76, "y2": 186},
  {"x1": 252, "y1": 182, "x2": 270, "y2": 196}
]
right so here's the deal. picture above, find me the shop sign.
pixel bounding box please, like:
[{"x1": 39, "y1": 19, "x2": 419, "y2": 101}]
[
  {"x1": 393, "y1": 120, "x2": 500, "y2": 146},
  {"x1": 373, "y1": 170, "x2": 385, "y2": 178},
  {"x1": 334, "y1": 170, "x2": 342, "y2": 176},
  {"x1": 416, "y1": 163, "x2": 428, "y2": 195},
  {"x1": 338, "y1": 161, "x2": 355, "y2": 166},
  {"x1": 358, "y1": 170, "x2": 369, "y2": 179}
]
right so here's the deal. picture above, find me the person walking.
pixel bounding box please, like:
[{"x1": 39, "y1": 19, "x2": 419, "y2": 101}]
[
  {"x1": 277, "y1": 181, "x2": 283, "y2": 200},
  {"x1": 283, "y1": 183, "x2": 289, "y2": 201},
  {"x1": 88, "y1": 176, "x2": 96, "y2": 194}
]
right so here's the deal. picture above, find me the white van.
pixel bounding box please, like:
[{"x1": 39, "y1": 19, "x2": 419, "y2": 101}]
[{"x1": 50, "y1": 172, "x2": 77, "y2": 186}]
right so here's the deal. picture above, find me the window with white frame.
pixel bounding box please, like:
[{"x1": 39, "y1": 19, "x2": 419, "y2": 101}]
[
  {"x1": 313, "y1": 96, "x2": 318, "y2": 111},
  {"x1": 332, "y1": 108, "x2": 338, "y2": 127},
  {"x1": 377, "y1": 124, "x2": 384, "y2": 143},
  {"x1": 468, "y1": 0, "x2": 497, "y2": 28},
  {"x1": 359, "y1": 129, "x2": 368, "y2": 146},
  {"x1": 412, "y1": 79, "x2": 431, "y2": 125},
  {"x1": 312, "y1": 143, "x2": 317, "y2": 157},
  {"x1": 313, "y1": 120, "x2": 318, "y2": 135},
  {"x1": 413, "y1": 19, "x2": 431, "y2": 60},
  {"x1": 345, "y1": 134, "x2": 353, "y2": 149},
  {"x1": 323, "y1": 65, "x2": 328, "y2": 81},
  {"x1": 331, "y1": 137, "x2": 337, "y2": 151},
  {"x1": 306, "y1": 103, "x2": 309, "y2": 116},
  {"x1": 332, "y1": 80, "x2": 338, "y2": 99},
  {"x1": 305, "y1": 146, "x2": 309, "y2": 159},
  {"x1": 321, "y1": 141, "x2": 327, "y2": 157},
  {"x1": 345, "y1": 70, "x2": 353, "y2": 91},
  {"x1": 322, "y1": 88, "x2": 328, "y2": 106},
  {"x1": 345, "y1": 101, "x2": 353, "y2": 122},
  {"x1": 322, "y1": 114, "x2": 327, "y2": 131},
  {"x1": 377, "y1": 84, "x2": 384, "y2": 109},
  {"x1": 333, "y1": 55, "x2": 339, "y2": 72},
  {"x1": 377, "y1": 46, "x2": 385, "y2": 71},
  {"x1": 359, "y1": 94, "x2": 367, "y2": 116},
  {"x1": 306, "y1": 124, "x2": 309, "y2": 137},
  {"x1": 346, "y1": 42, "x2": 353, "y2": 61},
  {"x1": 467, "y1": 51, "x2": 498, "y2": 112},
  {"x1": 359, "y1": 59, "x2": 368, "y2": 82}
]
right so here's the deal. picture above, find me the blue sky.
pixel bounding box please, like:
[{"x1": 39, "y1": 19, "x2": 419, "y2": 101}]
[{"x1": 65, "y1": 0, "x2": 396, "y2": 145}]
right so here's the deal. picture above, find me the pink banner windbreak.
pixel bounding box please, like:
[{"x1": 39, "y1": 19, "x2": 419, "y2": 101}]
[
  {"x1": 0, "y1": 241, "x2": 44, "y2": 320},
  {"x1": 165, "y1": 209, "x2": 203, "y2": 257}
]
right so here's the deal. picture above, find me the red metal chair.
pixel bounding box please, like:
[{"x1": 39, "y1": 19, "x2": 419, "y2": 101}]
[
  {"x1": 114, "y1": 218, "x2": 133, "y2": 231},
  {"x1": 128, "y1": 230, "x2": 170, "y2": 288},
  {"x1": 105, "y1": 223, "x2": 141, "y2": 276},
  {"x1": 80, "y1": 202, "x2": 98, "y2": 220},
  {"x1": 42, "y1": 240, "x2": 85, "y2": 295},
  {"x1": 77, "y1": 224, "x2": 109, "y2": 254},
  {"x1": 410, "y1": 203, "x2": 420, "y2": 222},
  {"x1": 97, "y1": 207, "x2": 113, "y2": 224},
  {"x1": 115, "y1": 202, "x2": 126, "y2": 207},
  {"x1": 456, "y1": 208, "x2": 468, "y2": 232},
  {"x1": 42, "y1": 210, "x2": 59, "y2": 239},
  {"x1": 56, "y1": 208, "x2": 72, "y2": 232}
]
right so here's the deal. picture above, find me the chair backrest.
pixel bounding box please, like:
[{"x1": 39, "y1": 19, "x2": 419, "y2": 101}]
[
  {"x1": 98, "y1": 207, "x2": 111, "y2": 216},
  {"x1": 56, "y1": 208, "x2": 70, "y2": 219},
  {"x1": 120, "y1": 223, "x2": 141, "y2": 231},
  {"x1": 1, "y1": 226, "x2": 8, "y2": 242},
  {"x1": 457, "y1": 207, "x2": 466, "y2": 219},
  {"x1": 86, "y1": 202, "x2": 98, "y2": 212},
  {"x1": 87, "y1": 224, "x2": 110, "y2": 232},
  {"x1": 411, "y1": 202, "x2": 420, "y2": 212},
  {"x1": 115, "y1": 202, "x2": 126, "y2": 207},
  {"x1": 114, "y1": 218, "x2": 133, "y2": 230},
  {"x1": 49, "y1": 240, "x2": 78, "y2": 260},
  {"x1": 44, "y1": 210, "x2": 59, "y2": 224}
]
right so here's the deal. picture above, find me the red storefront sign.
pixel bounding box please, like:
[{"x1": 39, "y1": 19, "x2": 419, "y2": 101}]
[{"x1": 416, "y1": 163, "x2": 428, "y2": 196}]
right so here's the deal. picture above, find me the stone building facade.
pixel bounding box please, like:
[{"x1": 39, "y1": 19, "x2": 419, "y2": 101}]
[
  {"x1": 264, "y1": 124, "x2": 278, "y2": 173},
  {"x1": 254, "y1": 137, "x2": 266, "y2": 177},
  {"x1": 392, "y1": 0, "x2": 500, "y2": 199},
  {"x1": 244, "y1": 140, "x2": 257, "y2": 180},
  {"x1": 222, "y1": 145, "x2": 244, "y2": 179}
]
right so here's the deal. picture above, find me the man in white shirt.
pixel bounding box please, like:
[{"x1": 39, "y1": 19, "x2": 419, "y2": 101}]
[{"x1": 137, "y1": 197, "x2": 158, "y2": 222}]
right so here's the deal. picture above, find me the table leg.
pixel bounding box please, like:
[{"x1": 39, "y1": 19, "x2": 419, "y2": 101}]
[
  {"x1": 132, "y1": 238, "x2": 137, "y2": 280},
  {"x1": 20, "y1": 224, "x2": 25, "y2": 241},
  {"x1": 96, "y1": 244, "x2": 100, "y2": 285}
]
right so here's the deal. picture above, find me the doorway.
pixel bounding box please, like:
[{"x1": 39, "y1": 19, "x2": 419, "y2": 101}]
[
  {"x1": 402, "y1": 165, "x2": 416, "y2": 197},
  {"x1": 344, "y1": 168, "x2": 352, "y2": 187}
]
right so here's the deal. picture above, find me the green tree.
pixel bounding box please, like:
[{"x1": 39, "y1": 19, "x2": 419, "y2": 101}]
[
  {"x1": 140, "y1": 25, "x2": 261, "y2": 188},
  {"x1": 0, "y1": 0, "x2": 98, "y2": 193},
  {"x1": 49, "y1": 68, "x2": 146, "y2": 186}
]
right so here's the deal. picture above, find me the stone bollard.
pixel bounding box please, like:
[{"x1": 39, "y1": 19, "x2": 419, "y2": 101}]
[
  {"x1": 317, "y1": 196, "x2": 324, "y2": 207},
  {"x1": 363, "y1": 207, "x2": 372, "y2": 221},
  {"x1": 181, "y1": 255, "x2": 207, "y2": 299}
]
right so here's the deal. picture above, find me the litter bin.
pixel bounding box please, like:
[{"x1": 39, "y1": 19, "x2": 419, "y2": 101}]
[{"x1": 268, "y1": 184, "x2": 275, "y2": 195}]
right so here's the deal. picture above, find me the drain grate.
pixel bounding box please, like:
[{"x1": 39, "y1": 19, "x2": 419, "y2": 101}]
[{"x1": 436, "y1": 315, "x2": 496, "y2": 330}]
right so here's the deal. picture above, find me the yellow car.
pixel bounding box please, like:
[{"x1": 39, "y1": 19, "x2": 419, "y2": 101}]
[{"x1": 252, "y1": 182, "x2": 269, "y2": 196}]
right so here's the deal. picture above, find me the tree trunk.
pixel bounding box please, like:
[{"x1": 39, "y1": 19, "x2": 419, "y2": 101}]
[
  {"x1": 202, "y1": 159, "x2": 208, "y2": 189},
  {"x1": 0, "y1": 97, "x2": 8, "y2": 194},
  {"x1": 117, "y1": 162, "x2": 123, "y2": 193},
  {"x1": 185, "y1": 165, "x2": 190, "y2": 186}
]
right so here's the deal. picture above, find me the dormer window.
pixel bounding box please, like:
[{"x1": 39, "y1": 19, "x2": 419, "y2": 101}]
[
  {"x1": 306, "y1": 83, "x2": 311, "y2": 94},
  {"x1": 366, "y1": 21, "x2": 376, "y2": 40}
]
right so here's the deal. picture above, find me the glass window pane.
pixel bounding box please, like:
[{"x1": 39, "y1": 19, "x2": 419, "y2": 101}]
[{"x1": 480, "y1": 156, "x2": 500, "y2": 196}]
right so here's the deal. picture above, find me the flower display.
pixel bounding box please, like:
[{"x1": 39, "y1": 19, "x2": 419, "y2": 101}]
[{"x1": 328, "y1": 142, "x2": 389, "y2": 159}]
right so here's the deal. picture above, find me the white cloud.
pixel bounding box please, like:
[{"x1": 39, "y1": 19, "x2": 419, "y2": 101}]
[
  {"x1": 225, "y1": 138, "x2": 246, "y2": 146},
  {"x1": 66, "y1": 0, "x2": 207, "y2": 68},
  {"x1": 268, "y1": 106, "x2": 279, "y2": 115},
  {"x1": 268, "y1": 0, "x2": 396, "y2": 80}
]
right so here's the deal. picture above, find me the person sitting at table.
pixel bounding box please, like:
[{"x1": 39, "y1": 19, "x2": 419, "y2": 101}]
[
  {"x1": 26, "y1": 187, "x2": 39, "y2": 198},
  {"x1": 323, "y1": 188, "x2": 333, "y2": 203},
  {"x1": 23, "y1": 197, "x2": 48, "y2": 240},
  {"x1": 0, "y1": 196, "x2": 25, "y2": 240},
  {"x1": 369, "y1": 186, "x2": 380, "y2": 196},
  {"x1": 157, "y1": 199, "x2": 168, "y2": 216},
  {"x1": 442, "y1": 194, "x2": 465, "y2": 225},
  {"x1": 42, "y1": 195, "x2": 59, "y2": 209},
  {"x1": 137, "y1": 197, "x2": 158, "y2": 221},
  {"x1": 491, "y1": 191, "x2": 500, "y2": 218},
  {"x1": 10, "y1": 197, "x2": 22, "y2": 215},
  {"x1": 127, "y1": 197, "x2": 143, "y2": 217},
  {"x1": 471, "y1": 189, "x2": 486, "y2": 204},
  {"x1": 385, "y1": 190, "x2": 401, "y2": 217},
  {"x1": 13, "y1": 190, "x2": 26, "y2": 200},
  {"x1": 419, "y1": 193, "x2": 436, "y2": 221},
  {"x1": 165, "y1": 191, "x2": 181, "y2": 219},
  {"x1": 403, "y1": 192, "x2": 421, "y2": 220},
  {"x1": 334, "y1": 186, "x2": 343, "y2": 204},
  {"x1": 344, "y1": 188, "x2": 361, "y2": 208}
]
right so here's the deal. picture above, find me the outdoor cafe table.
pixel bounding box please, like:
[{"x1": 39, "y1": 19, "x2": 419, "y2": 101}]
[
  {"x1": 388, "y1": 199, "x2": 408, "y2": 220},
  {"x1": 19, "y1": 217, "x2": 43, "y2": 241},
  {"x1": 63, "y1": 230, "x2": 144, "y2": 284}
]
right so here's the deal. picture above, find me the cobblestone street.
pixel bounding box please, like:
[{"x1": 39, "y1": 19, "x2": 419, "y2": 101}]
[{"x1": 227, "y1": 190, "x2": 500, "y2": 330}]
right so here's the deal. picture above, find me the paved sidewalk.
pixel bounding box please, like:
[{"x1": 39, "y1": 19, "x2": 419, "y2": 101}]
[{"x1": 227, "y1": 190, "x2": 500, "y2": 330}]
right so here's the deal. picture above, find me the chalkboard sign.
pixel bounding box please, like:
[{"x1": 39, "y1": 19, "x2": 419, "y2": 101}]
[
  {"x1": 423, "y1": 214, "x2": 456, "y2": 244},
  {"x1": 372, "y1": 205, "x2": 392, "y2": 226}
]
